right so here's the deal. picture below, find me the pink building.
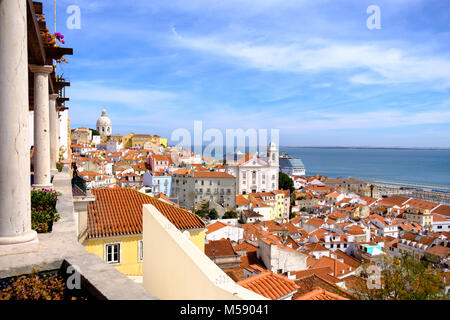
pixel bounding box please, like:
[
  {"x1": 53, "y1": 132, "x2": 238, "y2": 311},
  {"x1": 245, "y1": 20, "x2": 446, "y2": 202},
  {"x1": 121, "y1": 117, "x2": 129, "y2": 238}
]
[{"x1": 148, "y1": 154, "x2": 170, "y2": 173}]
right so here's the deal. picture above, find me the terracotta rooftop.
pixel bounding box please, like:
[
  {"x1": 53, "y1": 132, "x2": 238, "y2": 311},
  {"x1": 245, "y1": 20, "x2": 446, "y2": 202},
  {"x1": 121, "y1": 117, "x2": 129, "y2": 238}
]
[
  {"x1": 233, "y1": 241, "x2": 258, "y2": 253},
  {"x1": 205, "y1": 238, "x2": 238, "y2": 258},
  {"x1": 294, "y1": 287, "x2": 349, "y2": 300},
  {"x1": 222, "y1": 266, "x2": 245, "y2": 282},
  {"x1": 87, "y1": 188, "x2": 204, "y2": 239},
  {"x1": 237, "y1": 271, "x2": 298, "y2": 300},
  {"x1": 333, "y1": 250, "x2": 362, "y2": 268},
  {"x1": 407, "y1": 198, "x2": 439, "y2": 211},
  {"x1": 432, "y1": 205, "x2": 450, "y2": 218},
  {"x1": 206, "y1": 221, "x2": 234, "y2": 234},
  {"x1": 236, "y1": 195, "x2": 251, "y2": 206},
  {"x1": 310, "y1": 256, "x2": 354, "y2": 278},
  {"x1": 242, "y1": 210, "x2": 263, "y2": 218},
  {"x1": 193, "y1": 171, "x2": 235, "y2": 179},
  {"x1": 425, "y1": 245, "x2": 450, "y2": 258}
]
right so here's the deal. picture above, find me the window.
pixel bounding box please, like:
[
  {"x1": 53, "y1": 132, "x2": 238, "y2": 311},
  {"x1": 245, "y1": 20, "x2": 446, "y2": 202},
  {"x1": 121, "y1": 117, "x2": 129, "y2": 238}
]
[
  {"x1": 138, "y1": 240, "x2": 143, "y2": 262},
  {"x1": 105, "y1": 243, "x2": 120, "y2": 264}
]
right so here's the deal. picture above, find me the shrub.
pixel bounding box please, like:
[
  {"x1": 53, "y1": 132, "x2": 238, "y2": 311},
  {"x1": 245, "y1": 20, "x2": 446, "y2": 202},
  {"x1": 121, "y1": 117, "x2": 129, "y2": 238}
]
[
  {"x1": 0, "y1": 269, "x2": 87, "y2": 300},
  {"x1": 223, "y1": 210, "x2": 238, "y2": 219},
  {"x1": 31, "y1": 189, "x2": 60, "y2": 233},
  {"x1": 56, "y1": 162, "x2": 63, "y2": 172}
]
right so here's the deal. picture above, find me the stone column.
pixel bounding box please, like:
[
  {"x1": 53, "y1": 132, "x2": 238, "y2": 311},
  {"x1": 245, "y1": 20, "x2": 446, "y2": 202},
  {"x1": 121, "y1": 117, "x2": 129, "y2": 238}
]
[
  {"x1": 49, "y1": 94, "x2": 59, "y2": 174},
  {"x1": 0, "y1": 0, "x2": 38, "y2": 247},
  {"x1": 30, "y1": 64, "x2": 54, "y2": 189}
]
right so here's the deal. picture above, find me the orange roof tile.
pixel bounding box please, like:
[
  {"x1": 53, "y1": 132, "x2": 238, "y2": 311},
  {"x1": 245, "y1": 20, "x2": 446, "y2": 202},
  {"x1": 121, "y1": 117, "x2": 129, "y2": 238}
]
[
  {"x1": 294, "y1": 287, "x2": 349, "y2": 300},
  {"x1": 407, "y1": 199, "x2": 439, "y2": 211},
  {"x1": 432, "y1": 205, "x2": 450, "y2": 218},
  {"x1": 193, "y1": 171, "x2": 235, "y2": 179},
  {"x1": 87, "y1": 188, "x2": 204, "y2": 239},
  {"x1": 237, "y1": 271, "x2": 298, "y2": 300},
  {"x1": 310, "y1": 256, "x2": 354, "y2": 278},
  {"x1": 205, "y1": 239, "x2": 237, "y2": 257},
  {"x1": 205, "y1": 221, "x2": 234, "y2": 234}
]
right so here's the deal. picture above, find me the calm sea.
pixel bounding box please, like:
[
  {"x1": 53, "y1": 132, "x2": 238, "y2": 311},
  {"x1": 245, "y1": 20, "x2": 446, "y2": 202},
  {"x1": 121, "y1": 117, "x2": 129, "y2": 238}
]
[{"x1": 280, "y1": 147, "x2": 450, "y2": 189}]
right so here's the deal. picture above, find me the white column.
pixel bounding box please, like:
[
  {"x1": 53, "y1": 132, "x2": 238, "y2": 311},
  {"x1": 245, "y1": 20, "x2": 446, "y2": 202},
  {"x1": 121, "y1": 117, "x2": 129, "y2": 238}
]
[
  {"x1": 0, "y1": 0, "x2": 38, "y2": 246},
  {"x1": 49, "y1": 94, "x2": 59, "y2": 174},
  {"x1": 30, "y1": 64, "x2": 54, "y2": 189}
]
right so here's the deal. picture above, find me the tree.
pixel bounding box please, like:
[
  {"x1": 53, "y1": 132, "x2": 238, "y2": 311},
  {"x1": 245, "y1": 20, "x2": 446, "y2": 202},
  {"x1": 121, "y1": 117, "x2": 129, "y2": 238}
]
[
  {"x1": 208, "y1": 208, "x2": 218, "y2": 220},
  {"x1": 223, "y1": 210, "x2": 238, "y2": 219},
  {"x1": 370, "y1": 184, "x2": 375, "y2": 198},
  {"x1": 289, "y1": 211, "x2": 297, "y2": 219},
  {"x1": 89, "y1": 128, "x2": 100, "y2": 136},
  {"x1": 279, "y1": 171, "x2": 294, "y2": 193},
  {"x1": 355, "y1": 254, "x2": 447, "y2": 300},
  {"x1": 194, "y1": 202, "x2": 210, "y2": 219}
]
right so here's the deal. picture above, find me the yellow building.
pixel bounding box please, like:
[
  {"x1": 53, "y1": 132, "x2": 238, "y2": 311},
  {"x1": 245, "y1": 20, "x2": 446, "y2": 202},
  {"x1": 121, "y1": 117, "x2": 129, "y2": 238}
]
[
  {"x1": 159, "y1": 137, "x2": 167, "y2": 148},
  {"x1": 84, "y1": 188, "x2": 205, "y2": 279},
  {"x1": 404, "y1": 208, "x2": 433, "y2": 232},
  {"x1": 122, "y1": 132, "x2": 135, "y2": 148},
  {"x1": 273, "y1": 192, "x2": 285, "y2": 220},
  {"x1": 248, "y1": 191, "x2": 285, "y2": 220},
  {"x1": 121, "y1": 132, "x2": 167, "y2": 149}
]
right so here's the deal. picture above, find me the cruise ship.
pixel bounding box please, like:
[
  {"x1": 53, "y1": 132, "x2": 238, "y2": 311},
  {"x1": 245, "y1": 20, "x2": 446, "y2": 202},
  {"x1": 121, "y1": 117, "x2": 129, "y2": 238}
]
[{"x1": 279, "y1": 152, "x2": 306, "y2": 176}]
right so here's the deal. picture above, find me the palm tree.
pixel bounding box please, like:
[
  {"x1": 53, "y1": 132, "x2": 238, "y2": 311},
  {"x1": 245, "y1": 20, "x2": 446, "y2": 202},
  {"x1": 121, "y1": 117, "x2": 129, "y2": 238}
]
[{"x1": 370, "y1": 184, "x2": 375, "y2": 198}]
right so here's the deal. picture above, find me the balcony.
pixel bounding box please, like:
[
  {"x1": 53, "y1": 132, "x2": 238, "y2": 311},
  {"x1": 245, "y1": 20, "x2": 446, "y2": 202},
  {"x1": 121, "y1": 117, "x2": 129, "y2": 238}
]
[{"x1": 0, "y1": 168, "x2": 155, "y2": 300}]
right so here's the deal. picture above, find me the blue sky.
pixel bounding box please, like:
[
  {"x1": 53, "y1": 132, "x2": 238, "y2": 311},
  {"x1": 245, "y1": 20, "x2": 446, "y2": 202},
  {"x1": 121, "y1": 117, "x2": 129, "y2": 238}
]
[{"x1": 44, "y1": 0, "x2": 450, "y2": 147}]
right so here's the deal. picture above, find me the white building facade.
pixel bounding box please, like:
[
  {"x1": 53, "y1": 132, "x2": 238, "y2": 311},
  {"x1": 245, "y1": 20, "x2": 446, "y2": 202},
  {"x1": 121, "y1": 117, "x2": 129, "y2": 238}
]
[{"x1": 226, "y1": 142, "x2": 279, "y2": 195}]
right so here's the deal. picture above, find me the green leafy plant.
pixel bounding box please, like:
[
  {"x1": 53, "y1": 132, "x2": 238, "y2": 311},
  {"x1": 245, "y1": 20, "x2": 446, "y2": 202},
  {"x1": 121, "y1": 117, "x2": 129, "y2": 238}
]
[
  {"x1": 0, "y1": 268, "x2": 87, "y2": 300},
  {"x1": 279, "y1": 171, "x2": 294, "y2": 193},
  {"x1": 355, "y1": 254, "x2": 448, "y2": 300},
  {"x1": 56, "y1": 162, "x2": 63, "y2": 172},
  {"x1": 223, "y1": 210, "x2": 238, "y2": 219},
  {"x1": 31, "y1": 189, "x2": 60, "y2": 233}
]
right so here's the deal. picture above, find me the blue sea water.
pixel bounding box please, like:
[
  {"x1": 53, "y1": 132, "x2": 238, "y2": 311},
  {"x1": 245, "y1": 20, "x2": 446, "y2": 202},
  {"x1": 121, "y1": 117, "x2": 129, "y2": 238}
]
[{"x1": 279, "y1": 147, "x2": 450, "y2": 188}]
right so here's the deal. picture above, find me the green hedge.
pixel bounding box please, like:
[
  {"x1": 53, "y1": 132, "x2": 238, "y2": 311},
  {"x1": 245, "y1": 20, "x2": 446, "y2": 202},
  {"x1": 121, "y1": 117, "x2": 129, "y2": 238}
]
[{"x1": 31, "y1": 189, "x2": 60, "y2": 233}]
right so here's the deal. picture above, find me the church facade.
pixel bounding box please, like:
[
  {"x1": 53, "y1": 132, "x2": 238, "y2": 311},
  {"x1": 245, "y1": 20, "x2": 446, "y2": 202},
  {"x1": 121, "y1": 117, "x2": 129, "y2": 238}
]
[{"x1": 225, "y1": 142, "x2": 279, "y2": 194}]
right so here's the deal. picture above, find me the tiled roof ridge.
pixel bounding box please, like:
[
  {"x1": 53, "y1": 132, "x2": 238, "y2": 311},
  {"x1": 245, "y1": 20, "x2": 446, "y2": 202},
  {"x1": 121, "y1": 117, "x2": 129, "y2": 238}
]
[{"x1": 87, "y1": 188, "x2": 204, "y2": 239}]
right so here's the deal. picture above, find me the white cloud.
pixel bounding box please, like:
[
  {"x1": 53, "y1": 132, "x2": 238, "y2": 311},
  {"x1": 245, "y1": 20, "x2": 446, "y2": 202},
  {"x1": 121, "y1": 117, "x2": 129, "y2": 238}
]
[
  {"x1": 171, "y1": 31, "x2": 450, "y2": 88},
  {"x1": 68, "y1": 81, "x2": 178, "y2": 111}
]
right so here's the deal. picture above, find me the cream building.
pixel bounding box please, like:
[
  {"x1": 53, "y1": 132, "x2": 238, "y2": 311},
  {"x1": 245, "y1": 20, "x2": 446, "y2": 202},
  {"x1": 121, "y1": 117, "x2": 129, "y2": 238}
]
[
  {"x1": 226, "y1": 142, "x2": 279, "y2": 195},
  {"x1": 96, "y1": 109, "x2": 112, "y2": 138}
]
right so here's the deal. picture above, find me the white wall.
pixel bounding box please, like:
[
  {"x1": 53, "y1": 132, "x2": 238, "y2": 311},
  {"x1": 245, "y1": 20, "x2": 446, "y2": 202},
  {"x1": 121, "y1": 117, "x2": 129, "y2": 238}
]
[
  {"x1": 206, "y1": 226, "x2": 243, "y2": 243},
  {"x1": 258, "y1": 239, "x2": 308, "y2": 274},
  {"x1": 142, "y1": 204, "x2": 267, "y2": 300}
]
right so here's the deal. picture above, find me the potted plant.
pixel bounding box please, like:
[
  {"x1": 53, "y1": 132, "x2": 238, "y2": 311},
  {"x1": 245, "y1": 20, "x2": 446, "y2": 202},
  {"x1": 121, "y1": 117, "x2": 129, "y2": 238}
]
[{"x1": 31, "y1": 189, "x2": 60, "y2": 233}]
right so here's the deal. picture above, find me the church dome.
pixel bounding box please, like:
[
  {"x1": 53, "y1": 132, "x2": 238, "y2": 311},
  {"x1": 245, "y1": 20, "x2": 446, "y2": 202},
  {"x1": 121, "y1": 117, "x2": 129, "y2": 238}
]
[{"x1": 96, "y1": 109, "x2": 112, "y2": 127}]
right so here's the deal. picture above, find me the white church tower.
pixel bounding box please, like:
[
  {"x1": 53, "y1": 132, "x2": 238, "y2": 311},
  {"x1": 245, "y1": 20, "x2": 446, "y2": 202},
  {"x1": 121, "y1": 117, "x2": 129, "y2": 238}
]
[
  {"x1": 267, "y1": 141, "x2": 279, "y2": 167},
  {"x1": 96, "y1": 109, "x2": 112, "y2": 138}
]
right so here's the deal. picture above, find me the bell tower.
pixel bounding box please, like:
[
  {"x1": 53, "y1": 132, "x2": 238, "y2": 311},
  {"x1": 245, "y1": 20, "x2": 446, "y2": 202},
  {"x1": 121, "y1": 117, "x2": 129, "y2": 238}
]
[{"x1": 267, "y1": 141, "x2": 278, "y2": 167}]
